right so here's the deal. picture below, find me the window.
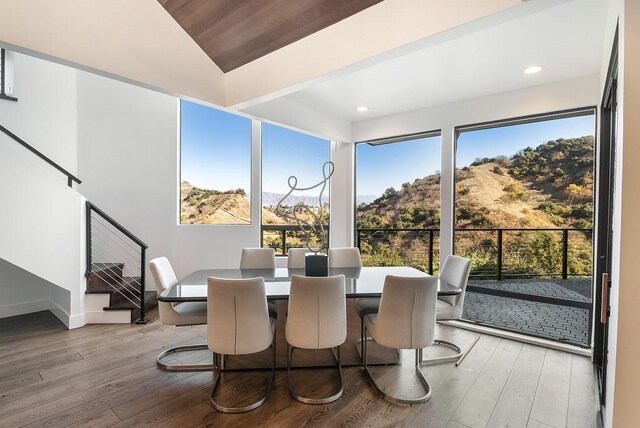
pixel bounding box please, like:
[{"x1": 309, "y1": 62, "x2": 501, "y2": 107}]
[
  {"x1": 179, "y1": 100, "x2": 252, "y2": 224},
  {"x1": 0, "y1": 49, "x2": 17, "y2": 101},
  {"x1": 355, "y1": 132, "x2": 441, "y2": 272},
  {"x1": 454, "y1": 109, "x2": 596, "y2": 346},
  {"x1": 261, "y1": 123, "x2": 330, "y2": 254}
]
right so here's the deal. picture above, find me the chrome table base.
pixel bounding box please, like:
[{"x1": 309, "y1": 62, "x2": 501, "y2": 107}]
[{"x1": 156, "y1": 344, "x2": 216, "y2": 372}]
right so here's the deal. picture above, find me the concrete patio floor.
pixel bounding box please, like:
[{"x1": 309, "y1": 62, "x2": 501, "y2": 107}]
[{"x1": 462, "y1": 278, "x2": 592, "y2": 346}]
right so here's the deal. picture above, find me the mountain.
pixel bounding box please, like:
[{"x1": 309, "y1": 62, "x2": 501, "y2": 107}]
[
  {"x1": 261, "y1": 191, "x2": 328, "y2": 208},
  {"x1": 181, "y1": 181, "x2": 284, "y2": 224},
  {"x1": 357, "y1": 136, "x2": 594, "y2": 230}
]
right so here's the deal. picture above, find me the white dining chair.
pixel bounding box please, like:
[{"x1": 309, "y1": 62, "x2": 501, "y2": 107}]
[
  {"x1": 240, "y1": 247, "x2": 276, "y2": 269},
  {"x1": 150, "y1": 257, "x2": 214, "y2": 372},
  {"x1": 287, "y1": 248, "x2": 313, "y2": 269},
  {"x1": 328, "y1": 247, "x2": 362, "y2": 268},
  {"x1": 286, "y1": 275, "x2": 347, "y2": 404},
  {"x1": 239, "y1": 247, "x2": 278, "y2": 319},
  {"x1": 423, "y1": 255, "x2": 472, "y2": 364},
  {"x1": 363, "y1": 275, "x2": 438, "y2": 404},
  {"x1": 207, "y1": 276, "x2": 276, "y2": 413}
]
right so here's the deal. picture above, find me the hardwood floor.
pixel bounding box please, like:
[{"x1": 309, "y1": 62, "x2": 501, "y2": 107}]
[{"x1": 0, "y1": 307, "x2": 597, "y2": 427}]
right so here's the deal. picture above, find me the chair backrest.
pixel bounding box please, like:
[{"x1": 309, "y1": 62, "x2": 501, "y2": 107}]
[
  {"x1": 287, "y1": 248, "x2": 313, "y2": 269},
  {"x1": 374, "y1": 275, "x2": 437, "y2": 350},
  {"x1": 207, "y1": 277, "x2": 273, "y2": 356},
  {"x1": 438, "y1": 255, "x2": 472, "y2": 318},
  {"x1": 328, "y1": 247, "x2": 362, "y2": 268},
  {"x1": 150, "y1": 257, "x2": 191, "y2": 326},
  {"x1": 286, "y1": 275, "x2": 347, "y2": 350},
  {"x1": 149, "y1": 257, "x2": 178, "y2": 293},
  {"x1": 240, "y1": 248, "x2": 276, "y2": 269}
]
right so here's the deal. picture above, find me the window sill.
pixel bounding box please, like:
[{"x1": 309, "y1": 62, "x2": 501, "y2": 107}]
[{"x1": 0, "y1": 94, "x2": 17, "y2": 102}]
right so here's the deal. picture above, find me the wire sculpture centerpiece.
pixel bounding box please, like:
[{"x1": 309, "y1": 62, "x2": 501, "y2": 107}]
[{"x1": 275, "y1": 161, "x2": 334, "y2": 275}]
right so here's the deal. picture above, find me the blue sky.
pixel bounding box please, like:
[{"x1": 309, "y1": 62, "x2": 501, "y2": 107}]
[
  {"x1": 182, "y1": 99, "x2": 595, "y2": 198},
  {"x1": 357, "y1": 136, "x2": 441, "y2": 196},
  {"x1": 356, "y1": 114, "x2": 595, "y2": 197},
  {"x1": 262, "y1": 123, "x2": 330, "y2": 195},
  {"x1": 456, "y1": 114, "x2": 596, "y2": 168},
  {"x1": 181, "y1": 100, "x2": 252, "y2": 191}
]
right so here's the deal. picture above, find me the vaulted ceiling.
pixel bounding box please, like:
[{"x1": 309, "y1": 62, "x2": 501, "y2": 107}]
[{"x1": 157, "y1": 0, "x2": 383, "y2": 72}]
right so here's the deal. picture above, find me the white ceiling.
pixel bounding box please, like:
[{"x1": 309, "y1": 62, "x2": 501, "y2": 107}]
[{"x1": 283, "y1": 0, "x2": 607, "y2": 123}]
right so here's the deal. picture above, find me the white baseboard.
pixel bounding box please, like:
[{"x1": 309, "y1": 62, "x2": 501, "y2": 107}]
[
  {"x1": 0, "y1": 298, "x2": 80, "y2": 329},
  {"x1": 0, "y1": 299, "x2": 51, "y2": 319},
  {"x1": 441, "y1": 320, "x2": 592, "y2": 357}
]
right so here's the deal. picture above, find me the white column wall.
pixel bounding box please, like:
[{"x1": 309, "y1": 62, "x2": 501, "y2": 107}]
[{"x1": 329, "y1": 141, "x2": 355, "y2": 248}]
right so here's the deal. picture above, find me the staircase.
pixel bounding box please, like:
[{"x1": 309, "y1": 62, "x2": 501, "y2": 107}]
[
  {"x1": 85, "y1": 263, "x2": 157, "y2": 323},
  {"x1": 85, "y1": 201, "x2": 155, "y2": 324},
  {"x1": 1, "y1": 123, "x2": 153, "y2": 326}
]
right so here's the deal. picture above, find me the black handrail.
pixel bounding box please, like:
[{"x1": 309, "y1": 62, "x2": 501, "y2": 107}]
[
  {"x1": 356, "y1": 226, "x2": 592, "y2": 280},
  {"x1": 86, "y1": 202, "x2": 148, "y2": 248},
  {"x1": 0, "y1": 124, "x2": 81, "y2": 187},
  {"x1": 86, "y1": 201, "x2": 148, "y2": 324}
]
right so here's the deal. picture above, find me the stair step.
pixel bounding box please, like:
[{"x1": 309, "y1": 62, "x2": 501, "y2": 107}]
[
  {"x1": 87, "y1": 276, "x2": 141, "y2": 293},
  {"x1": 87, "y1": 263, "x2": 125, "y2": 287},
  {"x1": 102, "y1": 291, "x2": 157, "y2": 323}
]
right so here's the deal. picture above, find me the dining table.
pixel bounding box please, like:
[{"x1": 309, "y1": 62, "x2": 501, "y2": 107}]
[
  {"x1": 158, "y1": 266, "x2": 461, "y2": 303},
  {"x1": 157, "y1": 266, "x2": 461, "y2": 370}
]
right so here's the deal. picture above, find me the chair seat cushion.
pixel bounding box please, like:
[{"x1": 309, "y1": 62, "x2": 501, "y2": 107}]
[
  {"x1": 172, "y1": 301, "x2": 207, "y2": 316},
  {"x1": 355, "y1": 298, "x2": 380, "y2": 318}
]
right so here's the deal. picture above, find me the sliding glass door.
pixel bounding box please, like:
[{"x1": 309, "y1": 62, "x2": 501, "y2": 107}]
[{"x1": 454, "y1": 110, "x2": 596, "y2": 346}]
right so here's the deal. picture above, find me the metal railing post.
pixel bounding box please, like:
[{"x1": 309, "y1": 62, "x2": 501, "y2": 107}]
[
  {"x1": 85, "y1": 202, "x2": 92, "y2": 278},
  {"x1": 497, "y1": 229, "x2": 503, "y2": 281},
  {"x1": 429, "y1": 230, "x2": 434, "y2": 275},
  {"x1": 281, "y1": 229, "x2": 287, "y2": 255},
  {"x1": 357, "y1": 230, "x2": 361, "y2": 250},
  {"x1": 562, "y1": 229, "x2": 569, "y2": 279},
  {"x1": 137, "y1": 246, "x2": 148, "y2": 324}
]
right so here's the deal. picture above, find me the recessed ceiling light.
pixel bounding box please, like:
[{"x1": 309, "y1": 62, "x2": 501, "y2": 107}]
[
  {"x1": 523, "y1": 65, "x2": 543, "y2": 74},
  {"x1": 356, "y1": 106, "x2": 369, "y2": 112}
]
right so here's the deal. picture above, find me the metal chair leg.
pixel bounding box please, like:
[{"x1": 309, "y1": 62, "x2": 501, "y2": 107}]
[
  {"x1": 356, "y1": 315, "x2": 400, "y2": 364},
  {"x1": 363, "y1": 326, "x2": 432, "y2": 405},
  {"x1": 157, "y1": 344, "x2": 217, "y2": 372},
  {"x1": 419, "y1": 339, "x2": 463, "y2": 365},
  {"x1": 210, "y1": 335, "x2": 276, "y2": 413},
  {"x1": 287, "y1": 345, "x2": 344, "y2": 404}
]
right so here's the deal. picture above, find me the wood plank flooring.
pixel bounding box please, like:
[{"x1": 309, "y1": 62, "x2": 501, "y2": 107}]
[{"x1": 0, "y1": 307, "x2": 597, "y2": 427}]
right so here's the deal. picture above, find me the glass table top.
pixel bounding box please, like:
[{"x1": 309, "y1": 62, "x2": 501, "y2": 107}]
[{"x1": 159, "y1": 266, "x2": 461, "y2": 302}]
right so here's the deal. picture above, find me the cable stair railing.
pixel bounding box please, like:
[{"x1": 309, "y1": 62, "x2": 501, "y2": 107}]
[
  {"x1": 1, "y1": 123, "x2": 154, "y2": 324},
  {"x1": 85, "y1": 201, "x2": 152, "y2": 323}
]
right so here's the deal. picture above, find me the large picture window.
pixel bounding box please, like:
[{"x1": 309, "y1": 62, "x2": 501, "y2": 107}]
[
  {"x1": 454, "y1": 109, "x2": 596, "y2": 346},
  {"x1": 355, "y1": 132, "x2": 441, "y2": 272},
  {"x1": 261, "y1": 124, "x2": 330, "y2": 254},
  {"x1": 179, "y1": 100, "x2": 252, "y2": 224}
]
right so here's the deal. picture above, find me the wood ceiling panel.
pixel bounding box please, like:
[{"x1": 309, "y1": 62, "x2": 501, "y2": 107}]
[{"x1": 158, "y1": 0, "x2": 384, "y2": 72}]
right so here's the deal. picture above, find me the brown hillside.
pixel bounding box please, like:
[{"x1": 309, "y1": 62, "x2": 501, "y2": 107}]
[
  {"x1": 456, "y1": 162, "x2": 556, "y2": 228},
  {"x1": 181, "y1": 181, "x2": 285, "y2": 225}
]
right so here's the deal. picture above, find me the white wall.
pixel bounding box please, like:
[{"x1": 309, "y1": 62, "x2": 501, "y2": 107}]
[
  {"x1": 0, "y1": 133, "x2": 85, "y2": 328},
  {"x1": 0, "y1": 53, "x2": 78, "y2": 177},
  {"x1": 0, "y1": 259, "x2": 70, "y2": 322},
  {"x1": 0, "y1": 53, "x2": 83, "y2": 328},
  {"x1": 76, "y1": 72, "x2": 262, "y2": 285},
  {"x1": 351, "y1": 74, "x2": 600, "y2": 266}
]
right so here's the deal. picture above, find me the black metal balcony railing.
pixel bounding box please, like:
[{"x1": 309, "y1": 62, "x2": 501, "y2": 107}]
[{"x1": 262, "y1": 225, "x2": 593, "y2": 280}]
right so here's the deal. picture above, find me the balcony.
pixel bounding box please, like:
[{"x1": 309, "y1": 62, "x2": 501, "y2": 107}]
[{"x1": 263, "y1": 225, "x2": 593, "y2": 346}]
